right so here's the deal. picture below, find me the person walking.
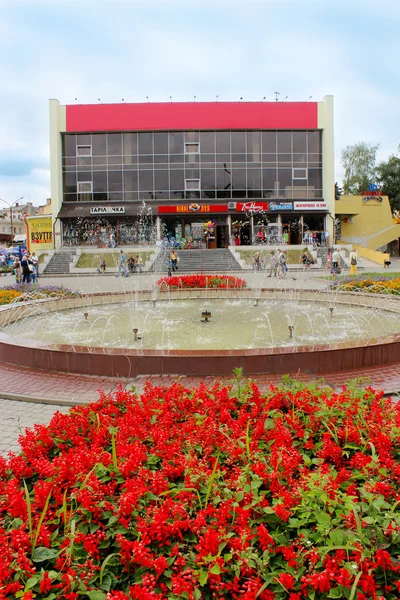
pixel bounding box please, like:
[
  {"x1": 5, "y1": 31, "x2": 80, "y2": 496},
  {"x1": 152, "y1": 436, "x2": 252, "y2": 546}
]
[
  {"x1": 278, "y1": 249, "x2": 288, "y2": 279},
  {"x1": 116, "y1": 250, "x2": 129, "y2": 277},
  {"x1": 332, "y1": 248, "x2": 341, "y2": 274},
  {"x1": 349, "y1": 249, "x2": 358, "y2": 276},
  {"x1": 31, "y1": 252, "x2": 39, "y2": 279},
  {"x1": 14, "y1": 258, "x2": 22, "y2": 284},
  {"x1": 301, "y1": 250, "x2": 311, "y2": 270},
  {"x1": 20, "y1": 252, "x2": 34, "y2": 284},
  {"x1": 170, "y1": 250, "x2": 178, "y2": 272},
  {"x1": 268, "y1": 251, "x2": 279, "y2": 277},
  {"x1": 97, "y1": 257, "x2": 106, "y2": 274},
  {"x1": 136, "y1": 254, "x2": 143, "y2": 273},
  {"x1": 254, "y1": 252, "x2": 261, "y2": 272}
]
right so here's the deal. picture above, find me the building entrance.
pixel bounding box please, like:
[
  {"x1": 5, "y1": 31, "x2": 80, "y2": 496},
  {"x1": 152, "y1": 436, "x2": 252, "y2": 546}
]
[{"x1": 162, "y1": 216, "x2": 228, "y2": 248}]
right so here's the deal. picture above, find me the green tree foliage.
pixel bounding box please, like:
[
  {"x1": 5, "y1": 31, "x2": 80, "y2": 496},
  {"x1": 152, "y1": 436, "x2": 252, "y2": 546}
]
[
  {"x1": 341, "y1": 142, "x2": 379, "y2": 195},
  {"x1": 376, "y1": 146, "x2": 400, "y2": 211},
  {"x1": 335, "y1": 182, "x2": 343, "y2": 200}
]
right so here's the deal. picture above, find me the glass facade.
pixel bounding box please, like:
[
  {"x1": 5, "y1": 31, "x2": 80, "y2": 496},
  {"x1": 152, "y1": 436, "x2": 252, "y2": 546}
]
[{"x1": 62, "y1": 130, "x2": 323, "y2": 203}]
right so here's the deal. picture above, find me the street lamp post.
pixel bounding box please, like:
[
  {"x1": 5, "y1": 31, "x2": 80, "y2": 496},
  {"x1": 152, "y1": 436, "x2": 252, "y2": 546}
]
[{"x1": 0, "y1": 197, "x2": 24, "y2": 245}]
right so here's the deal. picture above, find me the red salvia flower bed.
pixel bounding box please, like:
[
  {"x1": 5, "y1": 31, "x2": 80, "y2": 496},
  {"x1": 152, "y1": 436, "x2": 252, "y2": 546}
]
[
  {"x1": 155, "y1": 274, "x2": 246, "y2": 289},
  {"x1": 1, "y1": 380, "x2": 400, "y2": 599}
]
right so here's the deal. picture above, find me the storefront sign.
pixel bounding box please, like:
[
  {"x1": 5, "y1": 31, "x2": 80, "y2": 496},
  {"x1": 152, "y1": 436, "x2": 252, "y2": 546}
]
[
  {"x1": 294, "y1": 202, "x2": 328, "y2": 210},
  {"x1": 269, "y1": 202, "x2": 293, "y2": 211},
  {"x1": 90, "y1": 206, "x2": 126, "y2": 214},
  {"x1": 361, "y1": 184, "x2": 382, "y2": 197},
  {"x1": 26, "y1": 216, "x2": 53, "y2": 251},
  {"x1": 236, "y1": 202, "x2": 269, "y2": 212},
  {"x1": 158, "y1": 204, "x2": 228, "y2": 214}
]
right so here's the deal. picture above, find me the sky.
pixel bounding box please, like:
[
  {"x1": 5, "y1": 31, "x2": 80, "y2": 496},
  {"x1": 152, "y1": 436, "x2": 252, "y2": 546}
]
[{"x1": 0, "y1": 0, "x2": 399, "y2": 206}]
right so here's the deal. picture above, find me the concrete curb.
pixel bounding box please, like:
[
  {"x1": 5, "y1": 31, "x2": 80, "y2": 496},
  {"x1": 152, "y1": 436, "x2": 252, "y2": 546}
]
[{"x1": 0, "y1": 391, "x2": 87, "y2": 407}]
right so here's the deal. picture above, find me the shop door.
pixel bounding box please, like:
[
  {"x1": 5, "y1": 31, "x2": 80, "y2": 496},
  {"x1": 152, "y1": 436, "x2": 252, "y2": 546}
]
[{"x1": 217, "y1": 225, "x2": 228, "y2": 248}]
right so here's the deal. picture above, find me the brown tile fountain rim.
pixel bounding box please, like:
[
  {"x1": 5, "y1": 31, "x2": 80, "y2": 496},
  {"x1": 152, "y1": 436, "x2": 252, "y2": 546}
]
[{"x1": 0, "y1": 288, "x2": 399, "y2": 377}]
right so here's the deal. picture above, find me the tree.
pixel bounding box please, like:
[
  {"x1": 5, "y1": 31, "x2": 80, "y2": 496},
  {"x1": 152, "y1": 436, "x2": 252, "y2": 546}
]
[
  {"x1": 335, "y1": 182, "x2": 343, "y2": 200},
  {"x1": 341, "y1": 142, "x2": 379, "y2": 195},
  {"x1": 376, "y1": 146, "x2": 400, "y2": 211}
]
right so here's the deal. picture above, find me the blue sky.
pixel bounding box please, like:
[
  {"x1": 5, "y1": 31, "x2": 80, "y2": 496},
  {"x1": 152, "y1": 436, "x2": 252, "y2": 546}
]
[{"x1": 0, "y1": 0, "x2": 399, "y2": 205}]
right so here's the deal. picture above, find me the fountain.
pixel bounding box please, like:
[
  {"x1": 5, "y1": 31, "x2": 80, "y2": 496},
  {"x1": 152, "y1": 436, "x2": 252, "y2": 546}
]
[{"x1": 0, "y1": 284, "x2": 399, "y2": 378}]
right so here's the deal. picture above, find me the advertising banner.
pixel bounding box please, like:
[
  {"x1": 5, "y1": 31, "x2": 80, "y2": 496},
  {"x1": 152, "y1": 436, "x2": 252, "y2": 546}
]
[
  {"x1": 269, "y1": 202, "x2": 293, "y2": 211},
  {"x1": 90, "y1": 206, "x2": 125, "y2": 214},
  {"x1": 158, "y1": 204, "x2": 228, "y2": 214},
  {"x1": 294, "y1": 202, "x2": 328, "y2": 210},
  {"x1": 27, "y1": 217, "x2": 53, "y2": 251},
  {"x1": 236, "y1": 202, "x2": 269, "y2": 212}
]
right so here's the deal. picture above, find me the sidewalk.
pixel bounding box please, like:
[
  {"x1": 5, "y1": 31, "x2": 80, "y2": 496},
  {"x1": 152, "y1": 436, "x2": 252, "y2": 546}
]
[{"x1": 0, "y1": 360, "x2": 399, "y2": 406}]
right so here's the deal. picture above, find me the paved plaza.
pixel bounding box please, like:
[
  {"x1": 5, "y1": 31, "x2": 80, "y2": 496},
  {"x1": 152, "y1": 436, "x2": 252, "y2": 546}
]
[{"x1": 0, "y1": 262, "x2": 399, "y2": 457}]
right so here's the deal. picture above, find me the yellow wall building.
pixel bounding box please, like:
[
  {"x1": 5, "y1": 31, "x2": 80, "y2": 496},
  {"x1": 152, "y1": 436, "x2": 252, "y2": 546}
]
[{"x1": 336, "y1": 195, "x2": 400, "y2": 260}]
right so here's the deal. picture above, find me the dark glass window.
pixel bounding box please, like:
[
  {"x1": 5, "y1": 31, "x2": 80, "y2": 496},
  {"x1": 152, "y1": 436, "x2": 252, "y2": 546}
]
[
  {"x1": 262, "y1": 169, "x2": 276, "y2": 190},
  {"x1": 277, "y1": 132, "x2": 291, "y2": 153},
  {"x1": 231, "y1": 169, "x2": 246, "y2": 189},
  {"x1": 154, "y1": 155, "x2": 169, "y2": 165},
  {"x1": 138, "y1": 170, "x2": 154, "y2": 191},
  {"x1": 154, "y1": 133, "x2": 168, "y2": 154},
  {"x1": 64, "y1": 171, "x2": 77, "y2": 193},
  {"x1": 77, "y1": 134, "x2": 91, "y2": 146},
  {"x1": 170, "y1": 170, "x2": 184, "y2": 190},
  {"x1": 247, "y1": 169, "x2": 261, "y2": 189},
  {"x1": 292, "y1": 131, "x2": 307, "y2": 153},
  {"x1": 216, "y1": 132, "x2": 230, "y2": 153},
  {"x1": 278, "y1": 168, "x2": 292, "y2": 193},
  {"x1": 92, "y1": 134, "x2": 106, "y2": 155},
  {"x1": 77, "y1": 171, "x2": 91, "y2": 182},
  {"x1": 108, "y1": 156, "x2": 123, "y2": 166},
  {"x1": 262, "y1": 132, "x2": 276, "y2": 154},
  {"x1": 108, "y1": 171, "x2": 123, "y2": 191},
  {"x1": 308, "y1": 131, "x2": 321, "y2": 153},
  {"x1": 185, "y1": 131, "x2": 199, "y2": 142},
  {"x1": 169, "y1": 133, "x2": 184, "y2": 154},
  {"x1": 246, "y1": 132, "x2": 261, "y2": 161},
  {"x1": 124, "y1": 171, "x2": 138, "y2": 191},
  {"x1": 200, "y1": 132, "x2": 215, "y2": 153},
  {"x1": 308, "y1": 169, "x2": 322, "y2": 194},
  {"x1": 77, "y1": 157, "x2": 91, "y2": 168},
  {"x1": 63, "y1": 135, "x2": 76, "y2": 157},
  {"x1": 201, "y1": 169, "x2": 216, "y2": 190},
  {"x1": 185, "y1": 168, "x2": 200, "y2": 180},
  {"x1": 93, "y1": 171, "x2": 107, "y2": 192},
  {"x1": 293, "y1": 153, "x2": 307, "y2": 166},
  {"x1": 64, "y1": 193, "x2": 77, "y2": 202},
  {"x1": 107, "y1": 133, "x2": 122, "y2": 156},
  {"x1": 231, "y1": 132, "x2": 246, "y2": 153},
  {"x1": 308, "y1": 153, "x2": 322, "y2": 165},
  {"x1": 138, "y1": 133, "x2": 153, "y2": 155},
  {"x1": 123, "y1": 133, "x2": 137, "y2": 156},
  {"x1": 154, "y1": 170, "x2": 169, "y2": 191},
  {"x1": 216, "y1": 169, "x2": 231, "y2": 190}
]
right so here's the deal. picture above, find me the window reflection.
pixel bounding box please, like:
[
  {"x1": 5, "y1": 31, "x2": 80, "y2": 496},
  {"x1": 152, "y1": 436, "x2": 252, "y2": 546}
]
[{"x1": 62, "y1": 130, "x2": 323, "y2": 203}]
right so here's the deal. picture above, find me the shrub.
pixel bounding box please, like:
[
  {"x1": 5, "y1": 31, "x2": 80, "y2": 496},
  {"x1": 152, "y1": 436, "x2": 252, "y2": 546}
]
[{"x1": 1, "y1": 380, "x2": 400, "y2": 598}]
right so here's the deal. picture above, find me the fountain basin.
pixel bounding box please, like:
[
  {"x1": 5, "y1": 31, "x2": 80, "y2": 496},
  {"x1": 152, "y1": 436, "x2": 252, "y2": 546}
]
[{"x1": 0, "y1": 289, "x2": 399, "y2": 378}]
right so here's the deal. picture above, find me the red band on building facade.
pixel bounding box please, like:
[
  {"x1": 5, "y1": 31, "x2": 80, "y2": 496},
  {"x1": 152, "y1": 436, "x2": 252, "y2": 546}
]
[
  {"x1": 158, "y1": 204, "x2": 228, "y2": 214},
  {"x1": 66, "y1": 102, "x2": 318, "y2": 132}
]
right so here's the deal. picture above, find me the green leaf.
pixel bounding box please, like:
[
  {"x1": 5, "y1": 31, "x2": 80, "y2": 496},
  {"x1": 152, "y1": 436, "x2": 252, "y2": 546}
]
[
  {"x1": 25, "y1": 575, "x2": 40, "y2": 590},
  {"x1": 328, "y1": 586, "x2": 344, "y2": 598},
  {"x1": 199, "y1": 570, "x2": 208, "y2": 586},
  {"x1": 87, "y1": 592, "x2": 107, "y2": 600},
  {"x1": 224, "y1": 553, "x2": 233, "y2": 562},
  {"x1": 236, "y1": 491, "x2": 244, "y2": 503},
  {"x1": 32, "y1": 547, "x2": 58, "y2": 563},
  {"x1": 194, "y1": 589, "x2": 202, "y2": 600},
  {"x1": 329, "y1": 530, "x2": 344, "y2": 545},
  {"x1": 210, "y1": 563, "x2": 221, "y2": 575}
]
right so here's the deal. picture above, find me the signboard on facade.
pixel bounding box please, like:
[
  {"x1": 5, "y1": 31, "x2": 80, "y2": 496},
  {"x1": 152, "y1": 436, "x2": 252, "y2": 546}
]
[
  {"x1": 90, "y1": 206, "x2": 126, "y2": 214},
  {"x1": 26, "y1": 216, "x2": 53, "y2": 251},
  {"x1": 294, "y1": 202, "x2": 328, "y2": 210},
  {"x1": 269, "y1": 202, "x2": 293, "y2": 211},
  {"x1": 360, "y1": 184, "x2": 382, "y2": 197},
  {"x1": 236, "y1": 202, "x2": 269, "y2": 212},
  {"x1": 158, "y1": 204, "x2": 228, "y2": 214}
]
